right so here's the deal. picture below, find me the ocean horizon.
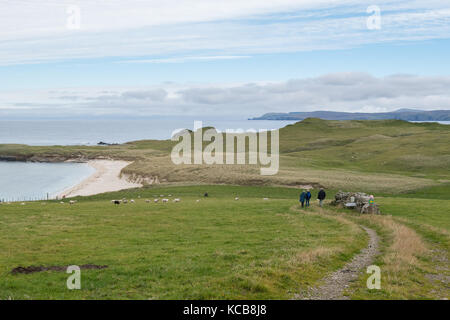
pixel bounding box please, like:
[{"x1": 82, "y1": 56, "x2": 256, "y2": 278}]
[
  {"x1": 0, "y1": 119, "x2": 296, "y2": 146},
  {"x1": 0, "y1": 119, "x2": 448, "y2": 146}
]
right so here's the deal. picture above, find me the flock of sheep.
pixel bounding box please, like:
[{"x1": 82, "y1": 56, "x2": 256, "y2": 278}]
[
  {"x1": 110, "y1": 195, "x2": 270, "y2": 205},
  {"x1": 111, "y1": 194, "x2": 181, "y2": 205},
  {"x1": 1, "y1": 194, "x2": 270, "y2": 206}
]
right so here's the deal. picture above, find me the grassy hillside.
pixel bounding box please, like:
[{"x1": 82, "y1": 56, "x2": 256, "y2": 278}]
[
  {"x1": 1, "y1": 120, "x2": 448, "y2": 299},
  {"x1": 1, "y1": 119, "x2": 448, "y2": 193}
]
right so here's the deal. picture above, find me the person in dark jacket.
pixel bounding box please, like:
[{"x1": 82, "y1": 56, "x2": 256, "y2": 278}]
[
  {"x1": 299, "y1": 190, "x2": 307, "y2": 208},
  {"x1": 305, "y1": 190, "x2": 312, "y2": 207},
  {"x1": 317, "y1": 188, "x2": 326, "y2": 207}
]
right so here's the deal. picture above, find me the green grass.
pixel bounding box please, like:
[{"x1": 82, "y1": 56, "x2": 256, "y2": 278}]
[
  {"x1": 0, "y1": 185, "x2": 366, "y2": 299},
  {"x1": 338, "y1": 189, "x2": 450, "y2": 300},
  {"x1": 377, "y1": 197, "x2": 450, "y2": 232},
  {"x1": 387, "y1": 184, "x2": 450, "y2": 200},
  {"x1": 1, "y1": 119, "x2": 449, "y2": 193},
  {"x1": 0, "y1": 119, "x2": 449, "y2": 299}
]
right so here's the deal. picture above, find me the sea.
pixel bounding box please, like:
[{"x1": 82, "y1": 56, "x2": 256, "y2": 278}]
[
  {"x1": 0, "y1": 118, "x2": 295, "y2": 201},
  {"x1": 0, "y1": 119, "x2": 296, "y2": 146},
  {"x1": 0, "y1": 161, "x2": 95, "y2": 202},
  {"x1": 0, "y1": 119, "x2": 448, "y2": 202}
]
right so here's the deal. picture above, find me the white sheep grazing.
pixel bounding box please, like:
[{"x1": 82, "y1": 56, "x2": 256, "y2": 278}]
[
  {"x1": 69, "y1": 200, "x2": 76, "y2": 205},
  {"x1": 168, "y1": 194, "x2": 172, "y2": 197},
  {"x1": 123, "y1": 200, "x2": 128, "y2": 204},
  {"x1": 160, "y1": 195, "x2": 164, "y2": 197},
  {"x1": 21, "y1": 202, "x2": 26, "y2": 205},
  {"x1": 162, "y1": 198, "x2": 169, "y2": 203},
  {"x1": 60, "y1": 201, "x2": 65, "y2": 204},
  {"x1": 130, "y1": 199, "x2": 135, "y2": 204},
  {"x1": 235, "y1": 197, "x2": 239, "y2": 201},
  {"x1": 263, "y1": 198, "x2": 269, "y2": 201},
  {"x1": 173, "y1": 198, "x2": 180, "y2": 203},
  {"x1": 154, "y1": 199, "x2": 159, "y2": 203},
  {"x1": 196, "y1": 199, "x2": 200, "y2": 203},
  {"x1": 145, "y1": 199, "x2": 150, "y2": 203}
]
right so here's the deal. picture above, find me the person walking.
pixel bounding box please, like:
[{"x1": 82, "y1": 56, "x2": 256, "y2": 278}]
[
  {"x1": 317, "y1": 188, "x2": 326, "y2": 207},
  {"x1": 305, "y1": 190, "x2": 312, "y2": 207},
  {"x1": 299, "y1": 190, "x2": 306, "y2": 208}
]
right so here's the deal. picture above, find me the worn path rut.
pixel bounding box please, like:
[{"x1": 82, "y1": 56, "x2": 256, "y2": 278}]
[{"x1": 296, "y1": 225, "x2": 380, "y2": 300}]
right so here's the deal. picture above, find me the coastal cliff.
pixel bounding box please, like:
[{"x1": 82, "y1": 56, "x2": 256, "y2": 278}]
[{"x1": 250, "y1": 109, "x2": 450, "y2": 121}]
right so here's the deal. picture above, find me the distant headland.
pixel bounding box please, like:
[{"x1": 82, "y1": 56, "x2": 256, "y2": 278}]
[{"x1": 250, "y1": 109, "x2": 450, "y2": 121}]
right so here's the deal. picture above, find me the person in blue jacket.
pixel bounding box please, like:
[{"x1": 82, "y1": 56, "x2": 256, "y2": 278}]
[
  {"x1": 305, "y1": 190, "x2": 312, "y2": 207},
  {"x1": 299, "y1": 190, "x2": 307, "y2": 207}
]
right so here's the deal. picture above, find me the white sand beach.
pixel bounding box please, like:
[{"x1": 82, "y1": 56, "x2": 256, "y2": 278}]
[{"x1": 59, "y1": 160, "x2": 142, "y2": 198}]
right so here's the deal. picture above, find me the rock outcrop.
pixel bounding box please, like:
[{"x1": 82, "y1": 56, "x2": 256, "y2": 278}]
[{"x1": 331, "y1": 191, "x2": 381, "y2": 214}]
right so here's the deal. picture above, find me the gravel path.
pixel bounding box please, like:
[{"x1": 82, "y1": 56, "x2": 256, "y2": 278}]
[{"x1": 297, "y1": 225, "x2": 380, "y2": 300}]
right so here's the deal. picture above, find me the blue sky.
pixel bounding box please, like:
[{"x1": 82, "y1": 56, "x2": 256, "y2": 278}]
[
  {"x1": 2, "y1": 40, "x2": 450, "y2": 90},
  {"x1": 1, "y1": 0, "x2": 450, "y2": 118}
]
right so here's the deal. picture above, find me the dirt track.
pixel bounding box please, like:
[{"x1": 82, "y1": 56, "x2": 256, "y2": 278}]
[{"x1": 297, "y1": 226, "x2": 380, "y2": 300}]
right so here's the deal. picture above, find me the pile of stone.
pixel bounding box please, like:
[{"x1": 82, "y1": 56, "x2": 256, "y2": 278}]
[{"x1": 331, "y1": 191, "x2": 381, "y2": 214}]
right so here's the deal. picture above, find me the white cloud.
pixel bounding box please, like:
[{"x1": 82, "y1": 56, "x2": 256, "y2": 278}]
[
  {"x1": 2, "y1": 73, "x2": 450, "y2": 118},
  {"x1": 119, "y1": 56, "x2": 252, "y2": 64},
  {"x1": 0, "y1": 1, "x2": 449, "y2": 65}
]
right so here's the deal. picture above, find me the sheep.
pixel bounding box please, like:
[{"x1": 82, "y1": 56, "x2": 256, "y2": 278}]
[
  {"x1": 60, "y1": 201, "x2": 65, "y2": 204},
  {"x1": 196, "y1": 199, "x2": 201, "y2": 203},
  {"x1": 130, "y1": 199, "x2": 135, "y2": 204},
  {"x1": 122, "y1": 200, "x2": 128, "y2": 204},
  {"x1": 160, "y1": 195, "x2": 164, "y2": 197},
  {"x1": 162, "y1": 198, "x2": 169, "y2": 203},
  {"x1": 154, "y1": 199, "x2": 159, "y2": 203},
  {"x1": 234, "y1": 197, "x2": 239, "y2": 201},
  {"x1": 173, "y1": 198, "x2": 180, "y2": 203},
  {"x1": 21, "y1": 202, "x2": 26, "y2": 205},
  {"x1": 69, "y1": 200, "x2": 76, "y2": 205},
  {"x1": 263, "y1": 198, "x2": 269, "y2": 201},
  {"x1": 168, "y1": 194, "x2": 172, "y2": 197},
  {"x1": 145, "y1": 199, "x2": 151, "y2": 203}
]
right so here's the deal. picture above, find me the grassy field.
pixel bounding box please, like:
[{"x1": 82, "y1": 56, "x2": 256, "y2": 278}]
[
  {"x1": 0, "y1": 119, "x2": 448, "y2": 299},
  {"x1": 0, "y1": 185, "x2": 368, "y2": 299},
  {"x1": 0, "y1": 184, "x2": 448, "y2": 300},
  {"x1": 347, "y1": 187, "x2": 450, "y2": 299}
]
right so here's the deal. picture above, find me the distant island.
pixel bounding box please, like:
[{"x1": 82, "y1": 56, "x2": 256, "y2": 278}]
[{"x1": 250, "y1": 109, "x2": 450, "y2": 121}]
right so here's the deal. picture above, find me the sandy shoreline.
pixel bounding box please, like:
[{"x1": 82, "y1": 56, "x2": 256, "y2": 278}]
[{"x1": 58, "y1": 160, "x2": 142, "y2": 198}]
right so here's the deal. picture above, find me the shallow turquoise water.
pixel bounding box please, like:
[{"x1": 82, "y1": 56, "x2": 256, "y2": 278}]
[{"x1": 0, "y1": 161, "x2": 95, "y2": 202}]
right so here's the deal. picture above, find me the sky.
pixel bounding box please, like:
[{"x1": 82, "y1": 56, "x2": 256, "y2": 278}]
[{"x1": 1, "y1": 0, "x2": 450, "y2": 119}]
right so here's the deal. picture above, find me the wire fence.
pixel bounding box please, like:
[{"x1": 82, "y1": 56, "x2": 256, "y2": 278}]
[{"x1": 0, "y1": 193, "x2": 61, "y2": 203}]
